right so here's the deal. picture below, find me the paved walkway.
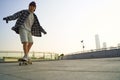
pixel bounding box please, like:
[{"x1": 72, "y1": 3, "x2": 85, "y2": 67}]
[{"x1": 0, "y1": 58, "x2": 120, "y2": 80}]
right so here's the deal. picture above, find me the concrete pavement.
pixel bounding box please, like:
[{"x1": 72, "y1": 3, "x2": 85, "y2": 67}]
[{"x1": 0, "y1": 58, "x2": 120, "y2": 80}]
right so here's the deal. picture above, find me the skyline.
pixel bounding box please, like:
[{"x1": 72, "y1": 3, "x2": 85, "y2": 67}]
[{"x1": 0, "y1": 0, "x2": 120, "y2": 54}]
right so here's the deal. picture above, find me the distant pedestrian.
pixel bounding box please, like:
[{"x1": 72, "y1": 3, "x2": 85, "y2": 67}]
[{"x1": 3, "y1": 1, "x2": 47, "y2": 61}]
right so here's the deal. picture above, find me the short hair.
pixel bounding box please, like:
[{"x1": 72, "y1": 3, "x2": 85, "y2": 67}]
[{"x1": 29, "y1": 1, "x2": 36, "y2": 7}]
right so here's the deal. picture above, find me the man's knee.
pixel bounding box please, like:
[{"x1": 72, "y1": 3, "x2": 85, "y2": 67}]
[
  {"x1": 22, "y1": 42, "x2": 28, "y2": 45},
  {"x1": 22, "y1": 42, "x2": 33, "y2": 46},
  {"x1": 28, "y1": 42, "x2": 33, "y2": 46}
]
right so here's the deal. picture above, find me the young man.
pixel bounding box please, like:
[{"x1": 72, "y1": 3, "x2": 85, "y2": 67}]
[{"x1": 3, "y1": 1, "x2": 47, "y2": 61}]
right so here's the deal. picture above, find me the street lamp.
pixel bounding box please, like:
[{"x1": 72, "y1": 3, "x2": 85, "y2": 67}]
[{"x1": 81, "y1": 40, "x2": 85, "y2": 52}]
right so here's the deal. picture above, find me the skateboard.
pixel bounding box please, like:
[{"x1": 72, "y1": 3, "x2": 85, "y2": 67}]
[{"x1": 18, "y1": 58, "x2": 32, "y2": 66}]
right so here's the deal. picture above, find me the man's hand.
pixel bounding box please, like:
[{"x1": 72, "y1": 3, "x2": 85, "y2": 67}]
[
  {"x1": 44, "y1": 31, "x2": 47, "y2": 35},
  {"x1": 3, "y1": 17, "x2": 8, "y2": 23}
]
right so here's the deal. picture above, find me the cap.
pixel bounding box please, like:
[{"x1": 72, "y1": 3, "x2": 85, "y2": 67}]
[{"x1": 29, "y1": 1, "x2": 36, "y2": 7}]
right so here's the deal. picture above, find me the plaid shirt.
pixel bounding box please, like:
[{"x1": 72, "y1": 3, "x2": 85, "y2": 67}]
[{"x1": 5, "y1": 10, "x2": 46, "y2": 37}]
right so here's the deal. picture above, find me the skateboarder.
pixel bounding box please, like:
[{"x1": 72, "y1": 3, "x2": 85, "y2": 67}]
[{"x1": 3, "y1": 1, "x2": 47, "y2": 61}]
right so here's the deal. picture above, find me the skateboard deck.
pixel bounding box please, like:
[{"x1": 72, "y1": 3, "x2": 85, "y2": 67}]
[{"x1": 18, "y1": 58, "x2": 32, "y2": 66}]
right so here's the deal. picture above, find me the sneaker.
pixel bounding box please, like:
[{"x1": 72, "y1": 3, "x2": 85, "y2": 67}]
[{"x1": 22, "y1": 55, "x2": 28, "y2": 61}]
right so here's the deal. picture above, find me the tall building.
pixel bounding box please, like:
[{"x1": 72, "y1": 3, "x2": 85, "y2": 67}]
[{"x1": 95, "y1": 34, "x2": 101, "y2": 50}]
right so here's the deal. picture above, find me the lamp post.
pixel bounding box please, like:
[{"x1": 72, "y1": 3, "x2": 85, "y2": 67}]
[{"x1": 81, "y1": 40, "x2": 85, "y2": 52}]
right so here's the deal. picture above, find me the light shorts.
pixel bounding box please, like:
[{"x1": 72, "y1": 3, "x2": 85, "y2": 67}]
[{"x1": 19, "y1": 27, "x2": 33, "y2": 43}]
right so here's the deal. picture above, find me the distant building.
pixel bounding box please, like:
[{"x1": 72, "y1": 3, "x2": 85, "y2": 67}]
[
  {"x1": 103, "y1": 42, "x2": 107, "y2": 48},
  {"x1": 102, "y1": 42, "x2": 107, "y2": 50},
  {"x1": 95, "y1": 34, "x2": 101, "y2": 50},
  {"x1": 118, "y1": 43, "x2": 120, "y2": 49},
  {"x1": 109, "y1": 47, "x2": 117, "y2": 50}
]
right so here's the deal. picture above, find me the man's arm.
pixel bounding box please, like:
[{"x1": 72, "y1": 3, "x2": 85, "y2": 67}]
[{"x1": 3, "y1": 10, "x2": 23, "y2": 23}]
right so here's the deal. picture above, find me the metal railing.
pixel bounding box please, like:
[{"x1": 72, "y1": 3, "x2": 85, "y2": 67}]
[{"x1": 0, "y1": 51, "x2": 59, "y2": 62}]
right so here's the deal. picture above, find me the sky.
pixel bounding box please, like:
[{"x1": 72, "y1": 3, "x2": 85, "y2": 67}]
[{"x1": 0, "y1": 0, "x2": 120, "y2": 54}]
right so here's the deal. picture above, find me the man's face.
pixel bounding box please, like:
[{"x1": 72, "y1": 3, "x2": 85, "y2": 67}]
[{"x1": 29, "y1": 5, "x2": 36, "y2": 13}]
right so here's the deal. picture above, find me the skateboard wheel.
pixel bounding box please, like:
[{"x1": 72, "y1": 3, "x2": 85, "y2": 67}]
[
  {"x1": 30, "y1": 62, "x2": 32, "y2": 65},
  {"x1": 19, "y1": 62, "x2": 22, "y2": 66},
  {"x1": 25, "y1": 62, "x2": 28, "y2": 65}
]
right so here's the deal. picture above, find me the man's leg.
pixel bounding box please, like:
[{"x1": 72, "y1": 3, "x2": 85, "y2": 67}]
[
  {"x1": 19, "y1": 27, "x2": 33, "y2": 60},
  {"x1": 27, "y1": 42, "x2": 33, "y2": 53},
  {"x1": 22, "y1": 42, "x2": 29, "y2": 60},
  {"x1": 22, "y1": 42, "x2": 33, "y2": 60},
  {"x1": 22, "y1": 42, "x2": 29, "y2": 56}
]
